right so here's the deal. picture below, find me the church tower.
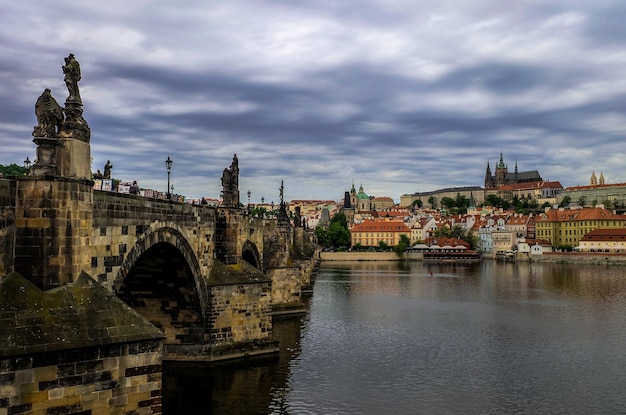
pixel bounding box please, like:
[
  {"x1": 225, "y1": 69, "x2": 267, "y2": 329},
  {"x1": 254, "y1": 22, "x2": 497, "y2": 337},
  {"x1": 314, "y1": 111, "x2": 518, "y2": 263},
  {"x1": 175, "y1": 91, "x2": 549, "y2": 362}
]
[
  {"x1": 495, "y1": 152, "x2": 508, "y2": 186},
  {"x1": 484, "y1": 162, "x2": 495, "y2": 188},
  {"x1": 350, "y1": 181, "x2": 357, "y2": 210},
  {"x1": 600, "y1": 171, "x2": 605, "y2": 185},
  {"x1": 590, "y1": 171, "x2": 597, "y2": 186}
]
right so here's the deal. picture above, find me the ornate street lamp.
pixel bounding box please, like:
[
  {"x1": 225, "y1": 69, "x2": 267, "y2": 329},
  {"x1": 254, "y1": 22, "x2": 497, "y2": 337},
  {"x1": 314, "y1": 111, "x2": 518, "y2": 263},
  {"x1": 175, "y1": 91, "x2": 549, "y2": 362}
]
[
  {"x1": 261, "y1": 196, "x2": 265, "y2": 204},
  {"x1": 165, "y1": 156, "x2": 172, "y2": 200},
  {"x1": 247, "y1": 190, "x2": 251, "y2": 207},
  {"x1": 23, "y1": 157, "x2": 31, "y2": 172}
]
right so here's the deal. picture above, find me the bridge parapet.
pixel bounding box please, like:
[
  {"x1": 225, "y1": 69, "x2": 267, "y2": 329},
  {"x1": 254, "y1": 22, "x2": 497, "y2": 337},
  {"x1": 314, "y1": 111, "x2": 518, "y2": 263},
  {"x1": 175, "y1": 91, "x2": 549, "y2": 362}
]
[
  {"x1": 0, "y1": 178, "x2": 16, "y2": 275},
  {"x1": 92, "y1": 190, "x2": 216, "y2": 291}
]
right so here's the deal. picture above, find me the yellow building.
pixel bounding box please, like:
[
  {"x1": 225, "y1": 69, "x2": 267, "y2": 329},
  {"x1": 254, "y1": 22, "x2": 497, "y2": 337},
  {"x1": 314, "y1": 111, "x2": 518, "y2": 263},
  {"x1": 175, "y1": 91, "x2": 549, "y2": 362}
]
[
  {"x1": 535, "y1": 207, "x2": 626, "y2": 247},
  {"x1": 578, "y1": 228, "x2": 626, "y2": 253},
  {"x1": 351, "y1": 220, "x2": 411, "y2": 247}
]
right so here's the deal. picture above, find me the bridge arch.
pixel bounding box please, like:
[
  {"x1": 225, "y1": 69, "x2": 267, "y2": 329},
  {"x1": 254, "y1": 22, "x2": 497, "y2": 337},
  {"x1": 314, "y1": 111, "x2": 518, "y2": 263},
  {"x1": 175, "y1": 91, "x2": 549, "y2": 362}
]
[
  {"x1": 242, "y1": 240, "x2": 262, "y2": 270},
  {"x1": 113, "y1": 222, "x2": 209, "y2": 343}
]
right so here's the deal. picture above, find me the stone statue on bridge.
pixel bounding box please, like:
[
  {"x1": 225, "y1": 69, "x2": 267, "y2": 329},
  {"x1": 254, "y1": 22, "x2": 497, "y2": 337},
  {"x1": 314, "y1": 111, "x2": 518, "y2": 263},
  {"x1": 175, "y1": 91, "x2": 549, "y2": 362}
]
[
  {"x1": 221, "y1": 154, "x2": 240, "y2": 207},
  {"x1": 62, "y1": 53, "x2": 82, "y2": 104},
  {"x1": 33, "y1": 88, "x2": 64, "y2": 138},
  {"x1": 103, "y1": 160, "x2": 113, "y2": 179}
]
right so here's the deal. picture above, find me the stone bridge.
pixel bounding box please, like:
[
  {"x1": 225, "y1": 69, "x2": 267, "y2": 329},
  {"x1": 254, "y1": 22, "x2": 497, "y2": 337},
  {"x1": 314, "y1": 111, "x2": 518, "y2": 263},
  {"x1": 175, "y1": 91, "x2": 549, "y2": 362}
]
[
  {"x1": 0, "y1": 54, "x2": 318, "y2": 415},
  {"x1": 0, "y1": 173, "x2": 317, "y2": 357}
]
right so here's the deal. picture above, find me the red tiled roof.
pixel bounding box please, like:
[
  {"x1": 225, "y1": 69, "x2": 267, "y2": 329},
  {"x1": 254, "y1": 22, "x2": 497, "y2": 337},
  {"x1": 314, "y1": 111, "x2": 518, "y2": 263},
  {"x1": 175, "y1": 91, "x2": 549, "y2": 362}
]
[
  {"x1": 524, "y1": 238, "x2": 552, "y2": 246},
  {"x1": 564, "y1": 183, "x2": 626, "y2": 191},
  {"x1": 538, "y1": 207, "x2": 626, "y2": 222},
  {"x1": 351, "y1": 220, "x2": 410, "y2": 233},
  {"x1": 426, "y1": 237, "x2": 470, "y2": 249},
  {"x1": 580, "y1": 228, "x2": 626, "y2": 241}
]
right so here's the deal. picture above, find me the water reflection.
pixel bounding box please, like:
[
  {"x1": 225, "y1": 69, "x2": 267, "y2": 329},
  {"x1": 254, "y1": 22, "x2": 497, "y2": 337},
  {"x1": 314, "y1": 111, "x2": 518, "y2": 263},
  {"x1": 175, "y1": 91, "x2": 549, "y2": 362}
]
[{"x1": 164, "y1": 261, "x2": 626, "y2": 414}]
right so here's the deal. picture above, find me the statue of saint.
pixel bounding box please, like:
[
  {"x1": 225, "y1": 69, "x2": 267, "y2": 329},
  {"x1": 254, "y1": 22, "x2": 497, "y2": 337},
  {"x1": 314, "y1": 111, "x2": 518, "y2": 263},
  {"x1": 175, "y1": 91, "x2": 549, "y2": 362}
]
[
  {"x1": 230, "y1": 154, "x2": 239, "y2": 188},
  {"x1": 62, "y1": 53, "x2": 82, "y2": 103},
  {"x1": 33, "y1": 88, "x2": 64, "y2": 138},
  {"x1": 103, "y1": 160, "x2": 113, "y2": 179}
]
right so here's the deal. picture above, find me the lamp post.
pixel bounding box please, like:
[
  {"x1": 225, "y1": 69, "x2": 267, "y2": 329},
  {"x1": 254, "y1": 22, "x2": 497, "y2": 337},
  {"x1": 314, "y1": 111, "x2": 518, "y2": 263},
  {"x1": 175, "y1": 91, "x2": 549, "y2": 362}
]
[
  {"x1": 23, "y1": 157, "x2": 31, "y2": 173},
  {"x1": 165, "y1": 156, "x2": 172, "y2": 200},
  {"x1": 247, "y1": 190, "x2": 251, "y2": 207}
]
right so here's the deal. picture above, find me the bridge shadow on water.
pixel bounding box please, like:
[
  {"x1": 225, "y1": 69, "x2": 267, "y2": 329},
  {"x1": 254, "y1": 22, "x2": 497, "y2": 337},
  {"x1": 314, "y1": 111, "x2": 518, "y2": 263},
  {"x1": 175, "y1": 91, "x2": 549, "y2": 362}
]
[{"x1": 162, "y1": 314, "x2": 305, "y2": 415}]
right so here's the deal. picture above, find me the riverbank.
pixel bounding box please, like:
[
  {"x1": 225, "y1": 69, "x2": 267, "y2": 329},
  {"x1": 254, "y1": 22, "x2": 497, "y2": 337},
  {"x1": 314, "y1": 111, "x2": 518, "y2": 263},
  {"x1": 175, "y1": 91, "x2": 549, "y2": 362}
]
[
  {"x1": 530, "y1": 252, "x2": 626, "y2": 264},
  {"x1": 320, "y1": 251, "x2": 626, "y2": 265},
  {"x1": 320, "y1": 251, "x2": 420, "y2": 261}
]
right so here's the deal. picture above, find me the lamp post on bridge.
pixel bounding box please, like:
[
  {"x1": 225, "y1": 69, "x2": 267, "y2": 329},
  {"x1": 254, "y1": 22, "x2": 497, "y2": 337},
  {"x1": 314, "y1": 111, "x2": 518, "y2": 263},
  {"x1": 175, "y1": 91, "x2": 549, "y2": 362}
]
[
  {"x1": 247, "y1": 190, "x2": 251, "y2": 207},
  {"x1": 23, "y1": 157, "x2": 31, "y2": 174},
  {"x1": 165, "y1": 156, "x2": 172, "y2": 200}
]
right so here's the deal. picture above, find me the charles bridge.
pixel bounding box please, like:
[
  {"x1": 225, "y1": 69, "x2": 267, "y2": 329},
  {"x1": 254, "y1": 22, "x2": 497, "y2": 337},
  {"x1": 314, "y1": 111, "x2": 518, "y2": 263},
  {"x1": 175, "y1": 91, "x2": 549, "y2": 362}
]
[{"x1": 0, "y1": 55, "x2": 318, "y2": 415}]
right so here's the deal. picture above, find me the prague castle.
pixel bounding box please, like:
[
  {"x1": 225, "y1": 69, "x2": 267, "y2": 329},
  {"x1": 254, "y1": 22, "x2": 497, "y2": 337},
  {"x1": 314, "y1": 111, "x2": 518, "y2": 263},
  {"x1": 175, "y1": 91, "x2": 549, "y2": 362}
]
[{"x1": 484, "y1": 152, "x2": 542, "y2": 188}]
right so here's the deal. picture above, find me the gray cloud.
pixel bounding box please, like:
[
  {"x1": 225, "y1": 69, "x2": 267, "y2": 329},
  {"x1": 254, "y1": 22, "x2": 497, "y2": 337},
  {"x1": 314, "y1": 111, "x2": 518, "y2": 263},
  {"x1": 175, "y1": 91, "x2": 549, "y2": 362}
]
[{"x1": 2, "y1": 1, "x2": 626, "y2": 203}]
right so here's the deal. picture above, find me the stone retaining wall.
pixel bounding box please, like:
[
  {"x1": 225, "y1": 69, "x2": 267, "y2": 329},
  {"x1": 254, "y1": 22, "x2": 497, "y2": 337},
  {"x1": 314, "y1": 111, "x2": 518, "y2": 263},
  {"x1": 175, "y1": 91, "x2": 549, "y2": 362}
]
[
  {"x1": 0, "y1": 341, "x2": 162, "y2": 415},
  {"x1": 530, "y1": 252, "x2": 626, "y2": 264}
]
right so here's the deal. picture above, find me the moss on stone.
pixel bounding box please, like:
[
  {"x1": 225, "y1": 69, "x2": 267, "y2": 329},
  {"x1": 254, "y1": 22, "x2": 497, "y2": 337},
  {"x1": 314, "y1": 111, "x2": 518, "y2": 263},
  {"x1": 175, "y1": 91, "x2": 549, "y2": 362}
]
[
  {"x1": 208, "y1": 259, "x2": 270, "y2": 286},
  {"x1": 0, "y1": 270, "x2": 164, "y2": 358}
]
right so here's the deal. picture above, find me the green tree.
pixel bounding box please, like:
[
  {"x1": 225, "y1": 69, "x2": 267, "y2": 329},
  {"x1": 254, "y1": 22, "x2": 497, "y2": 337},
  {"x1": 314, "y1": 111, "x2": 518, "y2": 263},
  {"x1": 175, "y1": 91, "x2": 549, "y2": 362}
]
[
  {"x1": 455, "y1": 193, "x2": 469, "y2": 213},
  {"x1": 441, "y1": 197, "x2": 456, "y2": 209},
  {"x1": 0, "y1": 163, "x2": 28, "y2": 176},
  {"x1": 428, "y1": 196, "x2": 437, "y2": 209},
  {"x1": 314, "y1": 226, "x2": 331, "y2": 247},
  {"x1": 412, "y1": 199, "x2": 423, "y2": 209},
  {"x1": 250, "y1": 206, "x2": 268, "y2": 217},
  {"x1": 330, "y1": 211, "x2": 348, "y2": 229},
  {"x1": 432, "y1": 226, "x2": 451, "y2": 237},
  {"x1": 393, "y1": 234, "x2": 411, "y2": 257},
  {"x1": 559, "y1": 196, "x2": 571, "y2": 207},
  {"x1": 432, "y1": 224, "x2": 478, "y2": 250},
  {"x1": 485, "y1": 194, "x2": 505, "y2": 208},
  {"x1": 315, "y1": 212, "x2": 351, "y2": 249}
]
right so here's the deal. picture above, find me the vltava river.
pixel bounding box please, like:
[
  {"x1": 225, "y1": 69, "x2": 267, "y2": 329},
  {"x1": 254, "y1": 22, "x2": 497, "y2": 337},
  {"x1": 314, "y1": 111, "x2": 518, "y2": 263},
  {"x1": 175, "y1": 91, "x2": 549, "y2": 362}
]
[{"x1": 164, "y1": 260, "x2": 626, "y2": 414}]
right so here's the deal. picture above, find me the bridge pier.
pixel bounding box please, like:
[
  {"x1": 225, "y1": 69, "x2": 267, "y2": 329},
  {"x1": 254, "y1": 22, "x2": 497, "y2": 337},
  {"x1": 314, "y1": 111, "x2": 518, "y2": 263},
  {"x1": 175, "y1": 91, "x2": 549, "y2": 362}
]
[{"x1": 13, "y1": 176, "x2": 93, "y2": 291}]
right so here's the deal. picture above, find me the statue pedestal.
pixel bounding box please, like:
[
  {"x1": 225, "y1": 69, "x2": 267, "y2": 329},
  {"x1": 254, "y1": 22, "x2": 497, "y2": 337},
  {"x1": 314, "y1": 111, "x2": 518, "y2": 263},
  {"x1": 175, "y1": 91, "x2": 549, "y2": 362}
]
[
  {"x1": 31, "y1": 137, "x2": 61, "y2": 176},
  {"x1": 58, "y1": 136, "x2": 91, "y2": 179}
]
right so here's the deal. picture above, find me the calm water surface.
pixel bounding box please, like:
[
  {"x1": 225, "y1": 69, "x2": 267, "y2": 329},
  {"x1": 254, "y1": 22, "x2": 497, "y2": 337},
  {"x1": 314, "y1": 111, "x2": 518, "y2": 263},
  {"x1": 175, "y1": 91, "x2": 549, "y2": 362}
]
[{"x1": 164, "y1": 261, "x2": 626, "y2": 414}]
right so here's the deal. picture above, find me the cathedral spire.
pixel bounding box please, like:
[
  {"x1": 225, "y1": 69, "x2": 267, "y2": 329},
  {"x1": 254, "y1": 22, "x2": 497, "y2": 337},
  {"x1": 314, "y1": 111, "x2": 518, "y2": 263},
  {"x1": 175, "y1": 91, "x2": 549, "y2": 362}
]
[
  {"x1": 484, "y1": 161, "x2": 495, "y2": 188},
  {"x1": 497, "y1": 152, "x2": 506, "y2": 169}
]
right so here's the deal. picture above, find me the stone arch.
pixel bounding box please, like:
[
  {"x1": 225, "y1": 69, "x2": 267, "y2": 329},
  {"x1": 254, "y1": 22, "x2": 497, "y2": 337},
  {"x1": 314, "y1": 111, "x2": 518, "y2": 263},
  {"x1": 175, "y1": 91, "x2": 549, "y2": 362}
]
[
  {"x1": 113, "y1": 222, "x2": 209, "y2": 327},
  {"x1": 242, "y1": 240, "x2": 262, "y2": 270}
]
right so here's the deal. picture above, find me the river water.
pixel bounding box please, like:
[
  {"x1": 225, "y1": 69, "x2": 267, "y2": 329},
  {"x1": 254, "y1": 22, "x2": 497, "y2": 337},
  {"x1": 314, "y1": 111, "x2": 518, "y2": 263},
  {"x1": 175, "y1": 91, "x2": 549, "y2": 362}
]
[{"x1": 163, "y1": 260, "x2": 626, "y2": 414}]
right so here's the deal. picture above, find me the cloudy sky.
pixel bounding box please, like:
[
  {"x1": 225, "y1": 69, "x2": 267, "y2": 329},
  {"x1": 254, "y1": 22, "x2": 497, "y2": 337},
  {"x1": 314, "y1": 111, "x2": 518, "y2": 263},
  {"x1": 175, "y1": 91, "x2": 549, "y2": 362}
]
[{"x1": 2, "y1": 1, "x2": 626, "y2": 203}]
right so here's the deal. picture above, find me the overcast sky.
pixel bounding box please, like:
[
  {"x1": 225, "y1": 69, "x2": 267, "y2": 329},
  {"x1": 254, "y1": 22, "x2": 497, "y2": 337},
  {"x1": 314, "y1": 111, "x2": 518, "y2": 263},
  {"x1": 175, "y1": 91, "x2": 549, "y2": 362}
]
[{"x1": 2, "y1": 1, "x2": 626, "y2": 203}]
